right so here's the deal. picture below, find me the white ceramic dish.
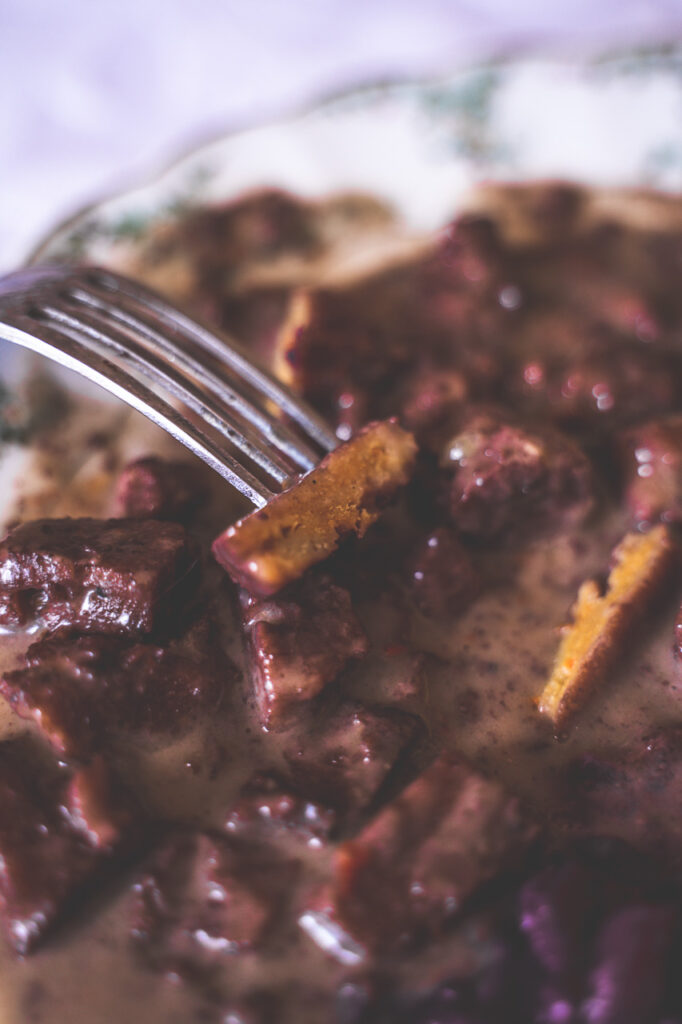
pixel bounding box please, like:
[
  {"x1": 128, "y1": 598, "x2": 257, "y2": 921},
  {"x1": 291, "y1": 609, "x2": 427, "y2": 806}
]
[{"x1": 27, "y1": 45, "x2": 682, "y2": 271}]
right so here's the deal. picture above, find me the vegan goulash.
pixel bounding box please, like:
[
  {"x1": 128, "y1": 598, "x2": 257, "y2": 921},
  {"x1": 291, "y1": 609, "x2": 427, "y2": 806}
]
[{"x1": 0, "y1": 183, "x2": 680, "y2": 1023}]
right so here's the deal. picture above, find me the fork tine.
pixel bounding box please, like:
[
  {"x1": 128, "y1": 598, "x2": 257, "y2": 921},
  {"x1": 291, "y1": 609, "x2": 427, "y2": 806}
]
[
  {"x1": 1, "y1": 309, "x2": 274, "y2": 508},
  {"x1": 66, "y1": 279, "x2": 321, "y2": 472},
  {"x1": 88, "y1": 269, "x2": 339, "y2": 453},
  {"x1": 43, "y1": 299, "x2": 298, "y2": 487}
]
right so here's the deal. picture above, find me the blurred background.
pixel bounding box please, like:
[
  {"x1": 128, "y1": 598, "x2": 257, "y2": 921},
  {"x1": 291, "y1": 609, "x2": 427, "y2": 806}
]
[{"x1": 2, "y1": 0, "x2": 682, "y2": 270}]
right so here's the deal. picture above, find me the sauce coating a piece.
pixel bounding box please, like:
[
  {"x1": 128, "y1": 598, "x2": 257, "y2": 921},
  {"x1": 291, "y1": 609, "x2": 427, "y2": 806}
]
[{"x1": 0, "y1": 182, "x2": 681, "y2": 1024}]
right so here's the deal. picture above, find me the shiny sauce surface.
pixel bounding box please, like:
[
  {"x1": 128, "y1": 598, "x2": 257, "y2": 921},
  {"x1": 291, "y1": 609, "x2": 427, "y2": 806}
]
[{"x1": 0, "y1": 183, "x2": 681, "y2": 1023}]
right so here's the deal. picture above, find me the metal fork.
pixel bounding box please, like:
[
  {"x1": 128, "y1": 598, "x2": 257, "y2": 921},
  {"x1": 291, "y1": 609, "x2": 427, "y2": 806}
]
[{"x1": 0, "y1": 265, "x2": 338, "y2": 508}]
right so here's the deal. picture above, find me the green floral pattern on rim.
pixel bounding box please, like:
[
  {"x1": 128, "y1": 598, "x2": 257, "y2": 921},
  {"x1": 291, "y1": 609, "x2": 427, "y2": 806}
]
[{"x1": 30, "y1": 43, "x2": 682, "y2": 268}]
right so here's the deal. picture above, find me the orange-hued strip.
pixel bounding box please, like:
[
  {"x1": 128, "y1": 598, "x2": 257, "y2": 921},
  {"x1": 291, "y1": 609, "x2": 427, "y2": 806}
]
[
  {"x1": 538, "y1": 524, "x2": 676, "y2": 730},
  {"x1": 212, "y1": 419, "x2": 416, "y2": 596}
]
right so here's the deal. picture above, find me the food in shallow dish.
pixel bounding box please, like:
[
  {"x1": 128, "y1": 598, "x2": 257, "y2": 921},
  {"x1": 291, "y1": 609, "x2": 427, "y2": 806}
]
[{"x1": 0, "y1": 181, "x2": 681, "y2": 1023}]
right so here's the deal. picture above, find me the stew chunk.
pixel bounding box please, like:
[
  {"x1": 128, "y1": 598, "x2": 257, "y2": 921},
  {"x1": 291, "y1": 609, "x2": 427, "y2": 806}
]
[
  {"x1": 213, "y1": 420, "x2": 416, "y2": 595},
  {"x1": 300, "y1": 753, "x2": 537, "y2": 957},
  {"x1": 240, "y1": 576, "x2": 367, "y2": 729},
  {"x1": 0, "y1": 739, "x2": 135, "y2": 953},
  {"x1": 442, "y1": 411, "x2": 594, "y2": 539},
  {"x1": 116, "y1": 456, "x2": 208, "y2": 523},
  {"x1": 0, "y1": 518, "x2": 192, "y2": 635},
  {"x1": 131, "y1": 833, "x2": 297, "y2": 971}
]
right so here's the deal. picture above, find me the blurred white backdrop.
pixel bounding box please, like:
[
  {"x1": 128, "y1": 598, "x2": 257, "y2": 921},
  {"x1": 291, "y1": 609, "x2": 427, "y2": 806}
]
[{"x1": 2, "y1": 0, "x2": 682, "y2": 269}]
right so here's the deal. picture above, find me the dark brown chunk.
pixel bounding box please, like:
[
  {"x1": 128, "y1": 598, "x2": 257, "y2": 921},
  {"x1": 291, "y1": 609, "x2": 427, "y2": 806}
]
[
  {"x1": 583, "y1": 904, "x2": 674, "y2": 1024},
  {"x1": 562, "y1": 726, "x2": 682, "y2": 857},
  {"x1": 284, "y1": 703, "x2": 418, "y2": 818},
  {"x1": 0, "y1": 518, "x2": 193, "y2": 635},
  {"x1": 519, "y1": 858, "x2": 601, "y2": 981},
  {"x1": 676, "y1": 607, "x2": 682, "y2": 660},
  {"x1": 430, "y1": 213, "x2": 506, "y2": 294},
  {"x1": 515, "y1": 840, "x2": 680, "y2": 1024},
  {"x1": 355, "y1": 648, "x2": 430, "y2": 718},
  {"x1": 275, "y1": 215, "x2": 509, "y2": 432},
  {"x1": 0, "y1": 739, "x2": 135, "y2": 953},
  {"x1": 179, "y1": 189, "x2": 318, "y2": 278},
  {"x1": 116, "y1": 456, "x2": 208, "y2": 522},
  {"x1": 512, "y1": 314, "x2": 681, "y2": 430},
  {"x1": 407, "y1": 527, "x2": 480, "y2": 619},
  {"x1": 620, "y1": 415, "x2": 682, "y2": 529},
  {"x1": 300, "y1": 754, "x2": 537, "y2": 956},
  {"x1": 399, "y1": 368, "x2": 469, "y2": 450},
  {"x1": 0, "y1": 615, "x2": 225, "y2": 758},
  {"x1": 128, "y1": 190, "x2": 398, "y2": 368},
  {"x1": 561, "y1": 273, "x2": 663, "y2": 344},
  {"x1": 419, "y1": 213, "x2": 517, "y2": 357},
  {"x1": 442, "y1": 411, "x2": 594, "y2": 539},
  {"x1": 218, "y1": 286, "x2": 295, "y2": 366},
  {"x1": 131, "y1": 833, "x2": 297, "y2": 970},
  {"x1": 274, "y1": 266, "x2": 424, "y2": 424},
  {"x1": 523, "y1": 181, "x2": 586, "y2": 237},
  {"x1": 224, "y1": 772, "x2": 336, "y2": 842},
  {"x1": 240, "y1": 576, "x2": 368, "y2": 730},
  {"x1": 1, "y1": 635, "x2": 120, "y2": 757}
]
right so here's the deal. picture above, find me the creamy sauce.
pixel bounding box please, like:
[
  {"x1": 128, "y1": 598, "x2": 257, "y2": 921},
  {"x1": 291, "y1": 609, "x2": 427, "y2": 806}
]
[
  {"x1": 0, "y1": 384, "x2": 679, "y2": 1024},
  {"x1": 2, "y1": 183, "x2": 682, "y2": 1022}
]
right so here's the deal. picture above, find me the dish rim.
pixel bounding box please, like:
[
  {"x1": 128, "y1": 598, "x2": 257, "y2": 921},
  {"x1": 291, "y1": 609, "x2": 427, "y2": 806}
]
[{"x1": 25, "y1": 39, "x2": 682, "y2": 269}]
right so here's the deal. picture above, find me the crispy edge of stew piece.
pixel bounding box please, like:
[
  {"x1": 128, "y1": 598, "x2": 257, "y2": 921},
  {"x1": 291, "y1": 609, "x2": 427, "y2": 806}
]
[
  {"x1": 537, "y1": 524, "x2": 677, "y2": 731},
  {"x1": 283, "y1": 701, "x2": 420, "y2": 818},
  {"x1": 212, "y1": 419, "x2": 417, "y2": 596}
]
